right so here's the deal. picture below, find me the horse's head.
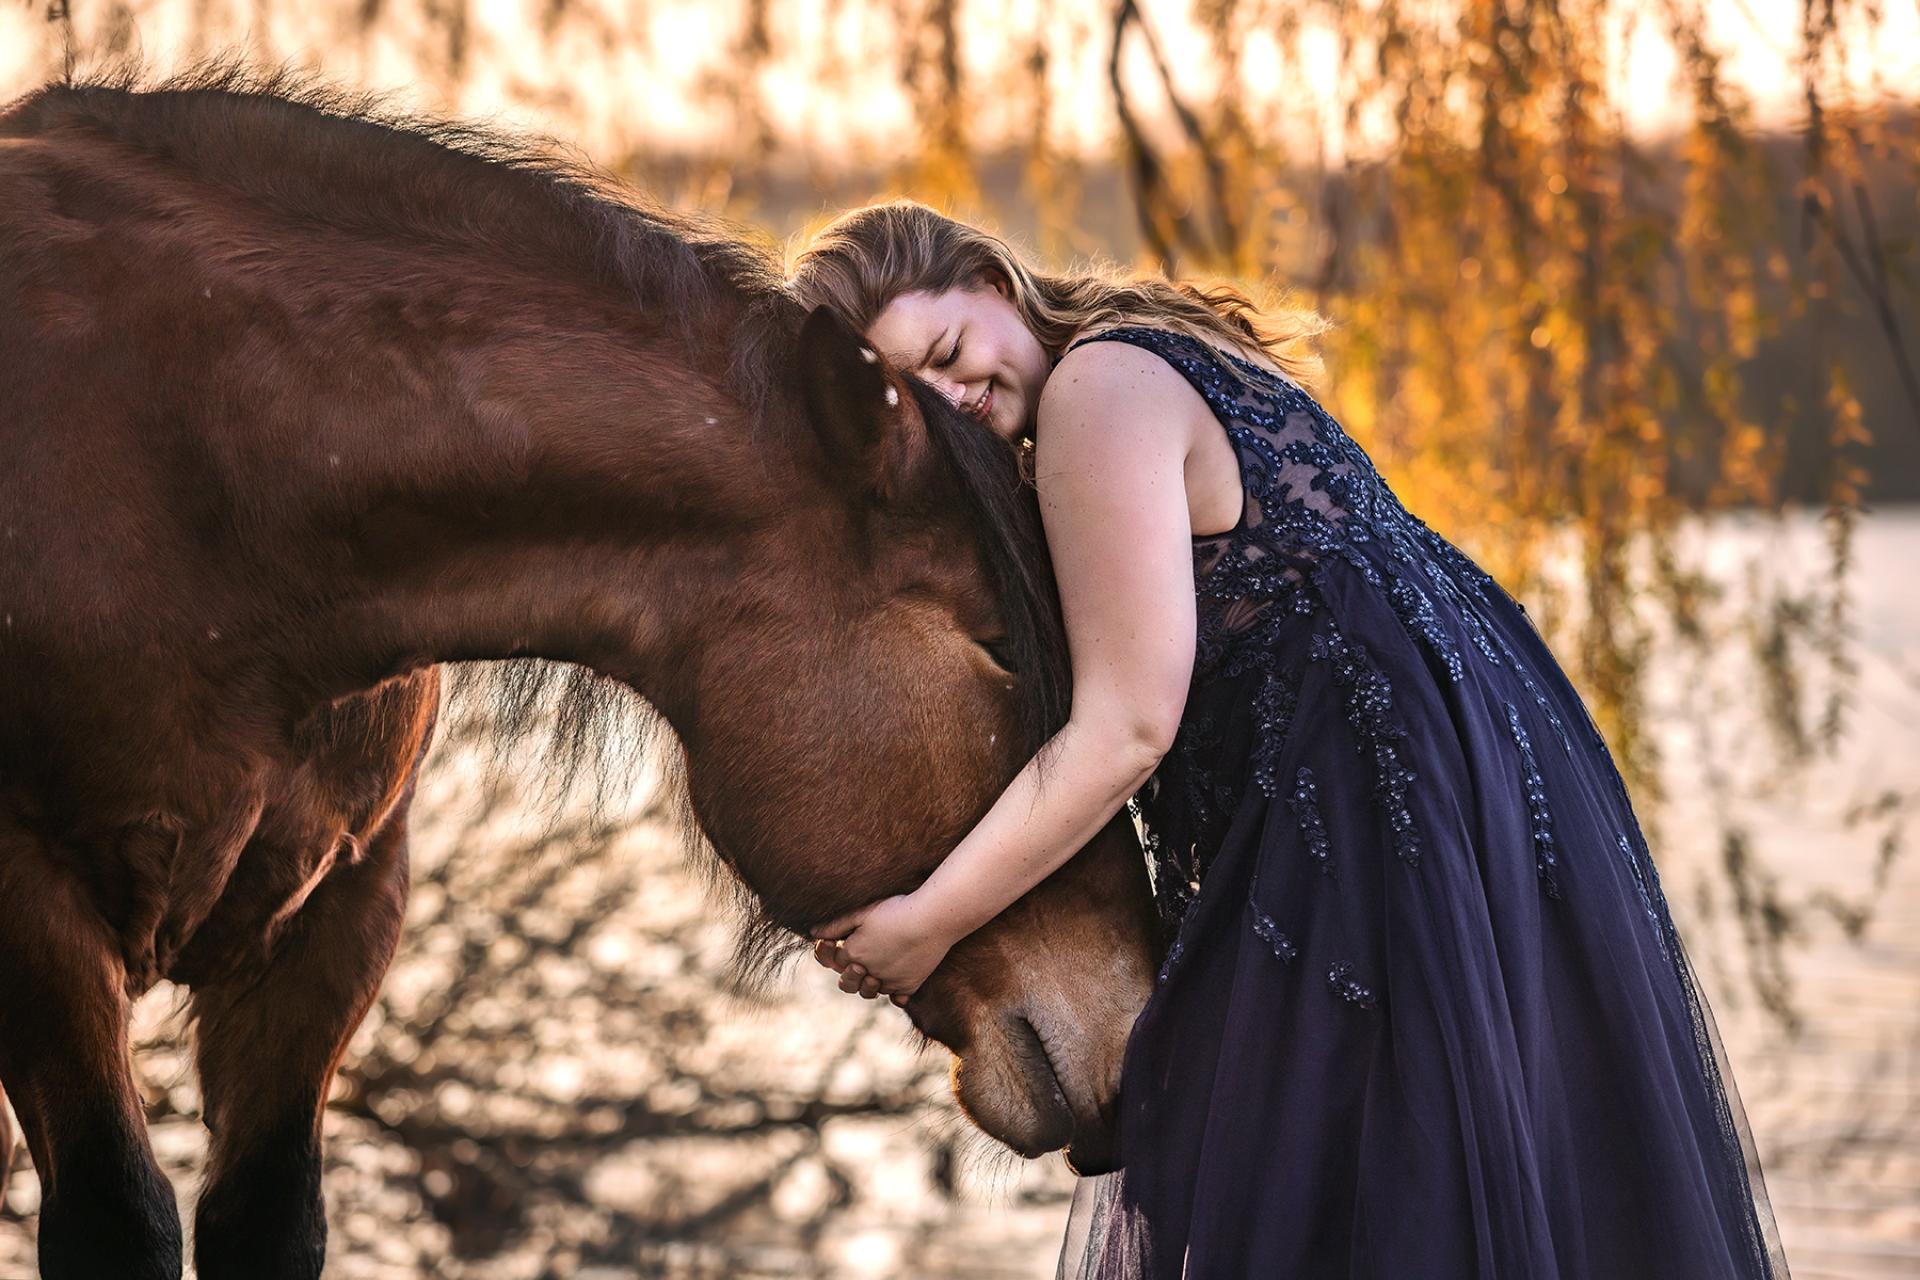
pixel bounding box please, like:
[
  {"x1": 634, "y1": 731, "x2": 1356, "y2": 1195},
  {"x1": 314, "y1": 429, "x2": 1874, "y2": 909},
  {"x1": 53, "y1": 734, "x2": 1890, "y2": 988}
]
[{"x1": 675, "y1": 306, "x2": 1158, "y2": 1172}]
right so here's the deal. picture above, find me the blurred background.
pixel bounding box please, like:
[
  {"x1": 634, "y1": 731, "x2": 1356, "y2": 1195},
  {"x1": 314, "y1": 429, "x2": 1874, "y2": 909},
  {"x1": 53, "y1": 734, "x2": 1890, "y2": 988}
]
[{"x1": 1, "y1": 0, "x2": 1916, "y2": 1275}]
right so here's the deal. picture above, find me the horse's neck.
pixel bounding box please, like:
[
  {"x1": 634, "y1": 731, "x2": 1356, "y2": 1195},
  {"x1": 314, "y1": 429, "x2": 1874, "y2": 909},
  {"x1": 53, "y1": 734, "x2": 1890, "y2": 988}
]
[
  {"x1": 5, "y1": 102, "x2": 821, "y2": 753},
  {"x1": 265, "y1": 292, "x2": 808, "y2": 722}
]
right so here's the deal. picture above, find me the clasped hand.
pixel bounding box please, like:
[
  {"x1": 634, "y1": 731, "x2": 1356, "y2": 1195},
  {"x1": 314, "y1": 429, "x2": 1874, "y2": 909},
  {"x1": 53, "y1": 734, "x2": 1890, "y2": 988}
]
[{"x1": 810, "y1": 893, "x2": 952, "y2": 1007}]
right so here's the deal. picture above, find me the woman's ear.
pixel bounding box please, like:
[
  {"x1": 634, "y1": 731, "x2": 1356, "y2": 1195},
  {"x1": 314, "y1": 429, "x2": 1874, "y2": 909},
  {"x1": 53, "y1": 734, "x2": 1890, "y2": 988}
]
[
  {"x1": 798, "y1": 305, "x2": 933, "y2": 505},
  {"x1": 979, "y1": 266, "x2": 1012, "y2": 299}
]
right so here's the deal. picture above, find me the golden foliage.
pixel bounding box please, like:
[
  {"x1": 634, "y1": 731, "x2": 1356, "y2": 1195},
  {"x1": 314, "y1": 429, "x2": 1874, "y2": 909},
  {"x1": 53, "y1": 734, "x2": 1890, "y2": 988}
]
[{"x1": 15, "y1": 0, "x2": 1915, "y2": 792}]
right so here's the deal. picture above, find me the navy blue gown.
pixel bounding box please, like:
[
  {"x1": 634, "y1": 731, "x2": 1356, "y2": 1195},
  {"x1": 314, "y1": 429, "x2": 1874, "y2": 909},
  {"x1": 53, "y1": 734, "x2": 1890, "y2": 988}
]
[{"x1": 1055, "y1": 328, "x2": 1787, "y2": 1279}]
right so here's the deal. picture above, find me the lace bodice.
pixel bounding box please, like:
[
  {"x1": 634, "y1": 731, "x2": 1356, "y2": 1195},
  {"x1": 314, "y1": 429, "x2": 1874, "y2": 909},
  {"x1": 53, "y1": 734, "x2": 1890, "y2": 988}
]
[
  {"x1": 1068, "y1": 326, "x2": 1589, "y2": 932},
  {"x1": 1071, "y1": 326, "x2": 1500, "y2": 684}
]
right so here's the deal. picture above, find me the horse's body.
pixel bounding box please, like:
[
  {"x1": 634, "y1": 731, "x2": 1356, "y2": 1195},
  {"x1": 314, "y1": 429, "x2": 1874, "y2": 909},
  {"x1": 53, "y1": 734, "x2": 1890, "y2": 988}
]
[{"x1": 0, "y1": 69, "x2": 1156, "y2": 1279}]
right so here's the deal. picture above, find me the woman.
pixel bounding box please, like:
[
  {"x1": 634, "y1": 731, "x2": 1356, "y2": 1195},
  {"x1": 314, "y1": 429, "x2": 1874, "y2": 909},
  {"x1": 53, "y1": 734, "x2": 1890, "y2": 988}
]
[{"x1": 790, "y1": 200, "x2": 1787, "y2": 1279}]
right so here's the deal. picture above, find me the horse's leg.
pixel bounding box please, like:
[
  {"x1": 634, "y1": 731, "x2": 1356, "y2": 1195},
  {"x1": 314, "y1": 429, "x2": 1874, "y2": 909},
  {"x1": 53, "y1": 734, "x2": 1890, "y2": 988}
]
[
  {"x1": 190, "y1": 813, "x2": 411, "y2": 1280},
  {"x1": 0, "y1": 830, "x2": 182, "y2": 1280}
]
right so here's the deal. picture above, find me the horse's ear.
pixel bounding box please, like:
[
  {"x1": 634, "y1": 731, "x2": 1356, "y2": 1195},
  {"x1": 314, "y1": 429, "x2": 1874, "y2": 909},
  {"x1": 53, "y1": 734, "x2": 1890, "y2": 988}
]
[{"x1": 799, "y1": 304, "x2": 931, "y2": 504}]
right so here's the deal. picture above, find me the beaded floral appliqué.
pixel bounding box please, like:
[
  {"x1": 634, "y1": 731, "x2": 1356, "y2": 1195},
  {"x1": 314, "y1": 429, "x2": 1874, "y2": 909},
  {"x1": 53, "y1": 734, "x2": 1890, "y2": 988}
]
[
  {"x1": 1618, "y1": 832, "x2": 1673, "y2": 962},
  {"x1": 1504, "y1": 702, "x2": 1562, "y2": 898},
  {"x1": 1248, "y1": 666, "x2": 1303, "y2": 800},
  {"x1": 1157, "y1": 931, "x2": 1187, "y2": 986},
  {"x1": 1287, "y1": 766, "x2": 1334, "y2": 875},
  {"x1": 1310, "y1": 630, "x2": 1421, "y2": 865},
  {"x1": 1250, "y1": 899, "x2": 1298, "y2": 964},
  {"x1": 1389, "y1": 572, "x2": 1465, "y2": 683},
  {"x1": 1326, "y1": 962, "x2": 1378, "y2": 1009}
]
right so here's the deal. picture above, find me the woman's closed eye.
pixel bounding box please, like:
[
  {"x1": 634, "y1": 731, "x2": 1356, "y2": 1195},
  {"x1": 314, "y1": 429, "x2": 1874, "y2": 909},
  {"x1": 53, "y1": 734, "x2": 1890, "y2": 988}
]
[{"x1": 935, "y1": 335, "x2": 962, "y2": 369}]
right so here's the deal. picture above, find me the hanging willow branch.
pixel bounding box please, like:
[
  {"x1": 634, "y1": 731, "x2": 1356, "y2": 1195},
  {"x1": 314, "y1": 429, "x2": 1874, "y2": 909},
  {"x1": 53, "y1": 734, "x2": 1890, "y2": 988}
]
[{"x1": 1109, "y1": 0, "x2": 1242, "y2": 271}]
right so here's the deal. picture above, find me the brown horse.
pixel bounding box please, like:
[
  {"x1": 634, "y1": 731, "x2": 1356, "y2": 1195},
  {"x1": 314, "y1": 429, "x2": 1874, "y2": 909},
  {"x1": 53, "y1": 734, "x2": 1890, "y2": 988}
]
[{"x1": 0, "y1": 67, "x2": 1158, "y2": 1279}]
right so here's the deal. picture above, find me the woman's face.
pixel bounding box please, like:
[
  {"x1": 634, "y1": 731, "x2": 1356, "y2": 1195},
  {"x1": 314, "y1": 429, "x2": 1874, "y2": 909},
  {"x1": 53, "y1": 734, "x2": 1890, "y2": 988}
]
[{"x1": 867, "y1": 276, "x2": 1054, "y2": 443}]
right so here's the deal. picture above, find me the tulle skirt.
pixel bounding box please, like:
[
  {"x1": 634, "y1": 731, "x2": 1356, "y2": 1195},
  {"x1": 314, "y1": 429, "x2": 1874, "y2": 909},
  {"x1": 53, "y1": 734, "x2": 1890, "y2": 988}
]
[{"x1": 1057, "y1": 567, "x2": 1788, "y2": 1280}]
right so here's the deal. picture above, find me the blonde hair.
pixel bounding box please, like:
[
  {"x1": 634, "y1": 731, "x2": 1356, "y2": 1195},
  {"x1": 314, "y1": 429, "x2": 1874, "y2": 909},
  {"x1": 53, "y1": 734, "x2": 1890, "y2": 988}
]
[{"x1": 786, "y1": 200, "x2": 1327, "y2": 415}]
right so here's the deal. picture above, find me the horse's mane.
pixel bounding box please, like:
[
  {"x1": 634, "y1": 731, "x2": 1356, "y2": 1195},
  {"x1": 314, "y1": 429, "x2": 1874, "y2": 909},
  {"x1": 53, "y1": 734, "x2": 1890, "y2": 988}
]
[{"x1": 17, "y1": 59, "x2": 803, "y2": 416}]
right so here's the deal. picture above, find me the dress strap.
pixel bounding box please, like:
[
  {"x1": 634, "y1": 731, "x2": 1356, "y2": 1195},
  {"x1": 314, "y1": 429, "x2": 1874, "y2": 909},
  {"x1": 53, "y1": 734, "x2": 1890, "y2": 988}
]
[
  {"x1": 1075, "y1": 322, "x2": 1282, "y2": 378},
  {"x1": 1073, "y1": 323, "x2": 1294, "y2": 419},
  {"x1": 1065, "y1": 325, "x2": 1200, "y2": 362}
]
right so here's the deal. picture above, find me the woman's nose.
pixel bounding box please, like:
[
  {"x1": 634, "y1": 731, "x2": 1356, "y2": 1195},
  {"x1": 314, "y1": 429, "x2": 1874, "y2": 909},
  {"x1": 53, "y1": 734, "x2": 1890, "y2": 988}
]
[{"x1": 926, "y1": 373, "x2": 968, "y2": 406}]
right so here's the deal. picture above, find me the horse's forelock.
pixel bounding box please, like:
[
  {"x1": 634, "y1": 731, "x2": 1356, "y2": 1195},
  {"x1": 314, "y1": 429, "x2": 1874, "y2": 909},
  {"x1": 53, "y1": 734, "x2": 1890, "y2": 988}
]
[{"x1": 908, "y1": 379, "x2": 1073, "y2": 759}]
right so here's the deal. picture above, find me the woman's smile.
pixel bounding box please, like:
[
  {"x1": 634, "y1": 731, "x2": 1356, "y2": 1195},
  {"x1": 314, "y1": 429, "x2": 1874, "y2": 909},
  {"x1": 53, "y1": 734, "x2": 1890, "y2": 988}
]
[{"x1": 867, "y1": 277, "x2": 1053, "y2": 443}]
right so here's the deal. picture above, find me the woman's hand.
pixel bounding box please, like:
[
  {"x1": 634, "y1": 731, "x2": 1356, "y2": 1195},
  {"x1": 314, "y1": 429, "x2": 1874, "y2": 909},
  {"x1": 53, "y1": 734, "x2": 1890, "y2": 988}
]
[{"x1": 810, "y1": 894, "x2": 952, "y2": 1007}]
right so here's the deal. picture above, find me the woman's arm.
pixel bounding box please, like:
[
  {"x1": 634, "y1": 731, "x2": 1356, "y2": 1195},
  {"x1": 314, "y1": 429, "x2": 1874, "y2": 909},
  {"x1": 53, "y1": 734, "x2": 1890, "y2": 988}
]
[
  {"x1": 903, "y1": 714, "x2": 1164, "y2": 942},
  {"x1": 814, "y1": 341, "x2": 1210, "y2": 998}
]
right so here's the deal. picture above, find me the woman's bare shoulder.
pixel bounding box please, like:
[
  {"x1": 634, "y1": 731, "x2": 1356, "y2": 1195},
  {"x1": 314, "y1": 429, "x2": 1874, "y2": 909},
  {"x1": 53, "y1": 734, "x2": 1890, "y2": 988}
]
[{"x1": 1038, "y1": 334, "x2": 1212, "y2": 429}]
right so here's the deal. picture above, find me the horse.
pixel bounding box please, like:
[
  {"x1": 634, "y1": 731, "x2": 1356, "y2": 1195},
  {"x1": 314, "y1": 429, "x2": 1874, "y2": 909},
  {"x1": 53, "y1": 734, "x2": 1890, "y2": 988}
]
[{"x1": 0, "y1": 66, "x2": 1160, "y2": 1279}]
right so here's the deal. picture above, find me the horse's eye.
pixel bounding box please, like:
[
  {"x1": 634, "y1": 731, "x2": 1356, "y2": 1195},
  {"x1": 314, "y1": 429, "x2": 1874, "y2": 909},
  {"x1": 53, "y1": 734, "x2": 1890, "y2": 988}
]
[{"x1": 979, "y1": 637, "x2": 1018, "y2": 674}]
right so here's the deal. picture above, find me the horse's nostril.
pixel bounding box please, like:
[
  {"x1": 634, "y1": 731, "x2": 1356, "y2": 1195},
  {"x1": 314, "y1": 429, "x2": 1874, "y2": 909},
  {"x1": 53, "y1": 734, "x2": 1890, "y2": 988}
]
[
  {"x1": 1015, "y1": 1013, "x2": 1122, "y2": 1171},
  {"x1": 1010, "y1": 1014, "x2": 1076, "y2": 1144}
]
